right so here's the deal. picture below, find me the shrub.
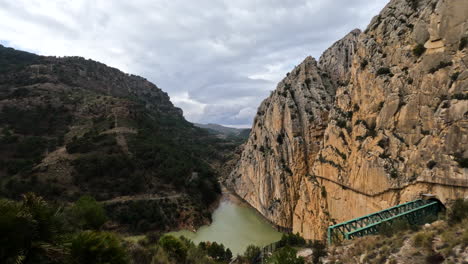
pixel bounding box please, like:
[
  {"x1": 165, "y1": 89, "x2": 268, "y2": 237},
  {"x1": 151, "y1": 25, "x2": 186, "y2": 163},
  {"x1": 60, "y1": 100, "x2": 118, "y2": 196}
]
[
  {"x1": 413, "y1": 231, "x2": 434, "y2": 250},
  {"x1": 204, "y1": 242, "x2": 232, "y2": 262},
  {"x1": 243, "y1": 245, "x2": 261, "y2": 264},
  {"x1": 267, "y1": 246, "x2": 304, "y2": 264},
  {"x1": 413, "y1": 44, "x2": 426, "y2": 57},
  {"x1": 158, "y1": 236, "x2": 187, "y2": 263},
  {"x1": 376, "y1": 67, "x2": 391, "y2": 76},
  {"x1": 279, "y1": 233, "x2": 306, "y2": 246},
  {"x1": 70, "y1": 195, "x2": 107, "y2": 230},
  {"x1": 0, "y1": 193, "x2": 68, "y2": 264},
  {"x1": 71, "y1": 231, "x2": 128, "y2": 264},
  {"x1": 448, "y1": 199, "x2": 468, "y2": 224}
]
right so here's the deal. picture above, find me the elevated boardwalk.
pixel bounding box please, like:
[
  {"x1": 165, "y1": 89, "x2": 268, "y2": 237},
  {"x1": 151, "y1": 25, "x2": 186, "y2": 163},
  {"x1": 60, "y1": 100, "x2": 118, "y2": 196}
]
[{"x1": 327, "y1": 198, "x2": 443, "y2": 244}]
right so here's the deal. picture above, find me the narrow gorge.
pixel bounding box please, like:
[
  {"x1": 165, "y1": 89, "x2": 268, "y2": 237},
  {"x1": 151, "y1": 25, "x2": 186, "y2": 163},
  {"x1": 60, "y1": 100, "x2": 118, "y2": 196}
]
[{"x1": 227, "y1": 0, "x2": 468, "y2": 240}]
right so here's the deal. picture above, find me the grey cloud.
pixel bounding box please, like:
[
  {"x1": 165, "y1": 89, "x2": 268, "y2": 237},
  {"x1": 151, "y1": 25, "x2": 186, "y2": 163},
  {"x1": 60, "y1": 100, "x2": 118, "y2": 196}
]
[{"x1": 0, "y1": 0, "x2": 389, "y2": 127}]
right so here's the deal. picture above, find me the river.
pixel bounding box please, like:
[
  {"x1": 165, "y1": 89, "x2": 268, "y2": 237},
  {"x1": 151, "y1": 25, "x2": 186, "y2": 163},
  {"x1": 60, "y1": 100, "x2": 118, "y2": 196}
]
[{"x1": 168, "y1": 192, "x2": 282, "y2": 255}]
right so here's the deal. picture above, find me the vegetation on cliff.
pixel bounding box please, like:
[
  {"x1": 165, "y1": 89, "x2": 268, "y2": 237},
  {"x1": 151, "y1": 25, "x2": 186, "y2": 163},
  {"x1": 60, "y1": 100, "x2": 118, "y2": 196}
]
[{"x1": 0, "y1": 44, "x2": 242, "y2": 233}]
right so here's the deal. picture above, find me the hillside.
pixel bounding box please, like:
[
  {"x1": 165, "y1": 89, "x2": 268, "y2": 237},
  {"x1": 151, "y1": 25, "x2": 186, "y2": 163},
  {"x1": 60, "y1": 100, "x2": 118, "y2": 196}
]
[
  {"x1": 0, "y1": 45, "x2": 239, "y2": 233},
  {"x1": 227, "y1": 0, "x2": 468, "y2": 239}
]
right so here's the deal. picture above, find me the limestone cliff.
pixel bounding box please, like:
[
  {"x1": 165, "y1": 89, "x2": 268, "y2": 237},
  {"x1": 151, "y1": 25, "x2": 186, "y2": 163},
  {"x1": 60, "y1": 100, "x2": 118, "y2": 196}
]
[
  {"x1": 228, "y1": 0, "x2": 468, "y2": 239},
  {"x1": 226, "y1": 29, "x2": 360, "y2": 228}
]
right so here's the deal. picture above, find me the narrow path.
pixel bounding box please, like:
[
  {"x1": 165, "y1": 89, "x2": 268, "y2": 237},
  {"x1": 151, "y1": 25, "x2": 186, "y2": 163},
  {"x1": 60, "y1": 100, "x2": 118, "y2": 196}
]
[
  {"x1": 101, "y1": 194, "x2": 183, "y2": 205},
  {"x1": 313, "y1": 174, "x2": 468, "y2": 198}
]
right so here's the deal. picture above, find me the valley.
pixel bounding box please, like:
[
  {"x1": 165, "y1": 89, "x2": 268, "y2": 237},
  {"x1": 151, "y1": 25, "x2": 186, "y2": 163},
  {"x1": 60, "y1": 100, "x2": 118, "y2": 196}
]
[{"x1": 0, "y1": 0, "x2": 467, "y2": 263}]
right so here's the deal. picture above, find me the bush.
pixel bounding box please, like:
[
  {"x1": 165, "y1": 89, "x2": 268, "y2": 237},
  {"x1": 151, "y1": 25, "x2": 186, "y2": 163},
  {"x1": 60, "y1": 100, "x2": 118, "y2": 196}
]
[
  {"x1": 413, "y1": 231, "x2": 434, "y2": 250},
  {"x1": 267, "y1": 246, "x2": 304, "y2": 264},
  {"x1": 279, "y1": 233, "x2": 306, "y2": 246},
  {"x1": 243, "y1": 245, "x2": 261, "y2": 264},
  {"x1": 71, "y1": 231, "x2": 128, "y2": 264},
  {"x1": 413, "y1": 44, "x2": 426, "y2": 57},
  {"x1": 376, "y1": 67, "x2": 391, "y2": 76},
  {"x1": 70, "y1": 195, "x2": 107, "y2": 230},
  {"x1": 158, "y1": 236, "x2": 187, "y2": 263},
  {"x1": 448, "y1": 199, "x2": 468, "y2": 224},
  {"x1": 0, "y1": 193, "x2": 68, "y2": 264}
]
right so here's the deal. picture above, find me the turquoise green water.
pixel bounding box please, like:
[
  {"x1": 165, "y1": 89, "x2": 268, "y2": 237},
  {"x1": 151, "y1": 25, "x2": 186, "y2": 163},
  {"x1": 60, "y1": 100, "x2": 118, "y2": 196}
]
[{"x1": 168, "y1": 196, "x2": 282, "y2": 255}]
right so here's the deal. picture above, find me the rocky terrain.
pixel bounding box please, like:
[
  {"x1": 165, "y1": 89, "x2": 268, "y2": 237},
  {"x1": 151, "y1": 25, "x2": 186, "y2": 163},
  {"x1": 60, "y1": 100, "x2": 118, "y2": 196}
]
[
  {"x1": 227, "y1": 0, "x2": 468, "y2": 239},
  {"x1": 0, "y1": 45, "x2": 240, "y2": 233}
]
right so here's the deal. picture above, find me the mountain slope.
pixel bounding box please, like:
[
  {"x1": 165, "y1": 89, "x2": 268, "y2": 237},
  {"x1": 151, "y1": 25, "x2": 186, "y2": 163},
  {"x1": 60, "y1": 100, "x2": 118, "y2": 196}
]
[
  {"x1": 0, "y1": 45, "x2": 233, "y2": 232},
  {"x1": 228, "y1": 0, "x2": 468, "y2": 239}
]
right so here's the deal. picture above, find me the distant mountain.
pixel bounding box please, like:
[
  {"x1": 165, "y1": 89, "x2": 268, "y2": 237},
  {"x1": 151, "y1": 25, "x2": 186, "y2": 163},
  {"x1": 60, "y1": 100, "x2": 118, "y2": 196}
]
[
  {"x1": 195, "y1": 123, "x2": 251, "y2": 141},
  {"x1": 0, "y1": 44, "x2": 240, "y2": 233}
]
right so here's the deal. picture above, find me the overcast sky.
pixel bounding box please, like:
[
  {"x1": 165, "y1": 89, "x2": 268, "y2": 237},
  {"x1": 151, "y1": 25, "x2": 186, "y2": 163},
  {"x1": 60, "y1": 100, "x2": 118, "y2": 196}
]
[{"x1": 0, "y1": 0, "x2": 389, "y2": 128}]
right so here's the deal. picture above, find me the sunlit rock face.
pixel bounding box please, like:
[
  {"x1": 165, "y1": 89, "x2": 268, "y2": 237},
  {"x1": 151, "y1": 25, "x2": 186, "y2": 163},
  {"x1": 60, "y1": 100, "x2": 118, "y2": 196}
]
[{"x1": 229, "y1": 0, "x2": 468, "y2": 239}]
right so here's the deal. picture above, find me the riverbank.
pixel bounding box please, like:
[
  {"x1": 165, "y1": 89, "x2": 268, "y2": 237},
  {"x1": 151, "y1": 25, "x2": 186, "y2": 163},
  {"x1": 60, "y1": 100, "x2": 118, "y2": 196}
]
[{"x1": 167, "y1": 187, "x2": 283, "y2": 255}]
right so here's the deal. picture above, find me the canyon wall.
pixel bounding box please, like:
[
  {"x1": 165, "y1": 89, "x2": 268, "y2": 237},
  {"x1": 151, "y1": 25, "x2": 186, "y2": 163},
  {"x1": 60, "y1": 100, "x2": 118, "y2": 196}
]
[{"x1": 228, "y1": 0, "x2": 468, "y2": 239}]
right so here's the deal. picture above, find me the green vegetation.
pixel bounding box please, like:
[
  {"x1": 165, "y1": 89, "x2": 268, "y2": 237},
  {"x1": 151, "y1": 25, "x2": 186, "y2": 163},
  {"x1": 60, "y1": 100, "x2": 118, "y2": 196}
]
[
  {"x1": 267, "y1": 246, "x2": 304, "y2": 264},
  {"x1": 71, "y1": 231, "x2": 128, "y2": 264},
  {"x1": 376, "y1": 67, "x2": 392, "y2": 76},
  {"x1": 242, "y1": 245, "x2": 262, "y2": 264},
  {"x1": 0, "y1": 44, "x2": 41, "y2": 74},
  {"x1": 0, "y1": 193, "x2": 128, "y2": 264},
  {"x1": 0, "y1": 193, "x2": 239, "y2": 264},
  {"x1": 328, "y1": 199, "x2": 468, "y2": 264},
  {"x1": 69, "y1": 195, "x2": 107, "y2": 230},
  {"x1": 413, "y1": 44, "x2": 426, "y2": 57},
  {"x1": 279, "y1": 233, "x2": 306, "y2": 246}
]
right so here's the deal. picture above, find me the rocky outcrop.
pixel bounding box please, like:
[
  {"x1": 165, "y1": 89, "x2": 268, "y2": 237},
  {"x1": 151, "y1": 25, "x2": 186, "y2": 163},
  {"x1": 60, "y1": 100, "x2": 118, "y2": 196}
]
[
  {"x1": 229, "y1": 0, "x2": 468, "y2": 239},
  {"x1": 226, "y1": 32, "x2": 360, "y2": 227}
]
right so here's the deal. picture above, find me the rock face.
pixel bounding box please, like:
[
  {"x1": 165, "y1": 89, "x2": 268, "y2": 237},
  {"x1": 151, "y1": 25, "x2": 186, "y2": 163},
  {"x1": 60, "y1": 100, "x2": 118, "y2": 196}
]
[{"x1": 228, "y1": 0, "x2": 468, "y2": 239}]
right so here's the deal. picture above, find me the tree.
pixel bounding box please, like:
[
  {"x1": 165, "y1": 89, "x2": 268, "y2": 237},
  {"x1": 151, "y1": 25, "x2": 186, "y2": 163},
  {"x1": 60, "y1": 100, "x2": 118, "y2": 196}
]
[
  {"x1": 267, "y1": 246, "x2": 304, "y2": 264},
  {"x1": 158, "y1": 236, "x2": 187, "y2": 263},
  {"x1": 70, "y1": 195, "x2": 107, "y2": 230},
  {"x1": 0, "y1": 193, "x2": 68, "y2": 264},
  {"x1": 243, "y1": 245, "x2": 261, "y2": 264},
  {"x1": 70, "y1": 231, "x2": 128, "y2": 264}
]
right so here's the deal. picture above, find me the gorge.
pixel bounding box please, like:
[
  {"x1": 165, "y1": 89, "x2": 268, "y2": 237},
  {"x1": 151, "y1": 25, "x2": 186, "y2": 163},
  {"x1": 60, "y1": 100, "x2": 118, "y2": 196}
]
[{"x1": 0, "y1": 0, "x2": 467, "y2": 263}]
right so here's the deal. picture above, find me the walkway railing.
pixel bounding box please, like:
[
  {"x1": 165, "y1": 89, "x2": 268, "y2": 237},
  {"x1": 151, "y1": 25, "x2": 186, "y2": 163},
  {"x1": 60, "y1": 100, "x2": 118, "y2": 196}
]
[{"x1": 327, "y1": 199, "x2": 443, "y2": 244}]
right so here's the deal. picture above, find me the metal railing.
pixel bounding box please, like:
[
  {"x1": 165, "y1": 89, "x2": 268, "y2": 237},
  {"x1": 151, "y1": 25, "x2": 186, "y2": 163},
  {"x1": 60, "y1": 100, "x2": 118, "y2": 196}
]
[{"x1": 327, "y1": 199, "x2": 443, "y2": 244}]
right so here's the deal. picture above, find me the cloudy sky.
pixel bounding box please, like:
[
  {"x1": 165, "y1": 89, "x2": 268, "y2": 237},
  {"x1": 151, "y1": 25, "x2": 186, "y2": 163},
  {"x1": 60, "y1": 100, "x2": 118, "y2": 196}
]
[{"x1": 0, "y1": 0, "x2": 389, "y2": 127}]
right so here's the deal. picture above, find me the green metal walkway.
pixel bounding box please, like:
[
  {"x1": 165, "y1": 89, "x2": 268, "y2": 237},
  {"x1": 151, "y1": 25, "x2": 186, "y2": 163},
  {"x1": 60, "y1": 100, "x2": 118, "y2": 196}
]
[{"x1": 327, "y1": 199, "x2": 443, "y2": 244}]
